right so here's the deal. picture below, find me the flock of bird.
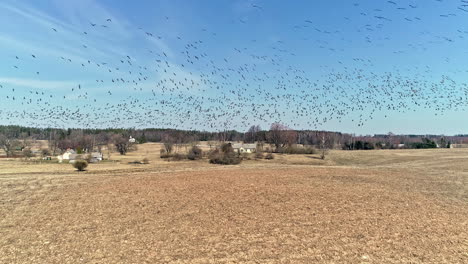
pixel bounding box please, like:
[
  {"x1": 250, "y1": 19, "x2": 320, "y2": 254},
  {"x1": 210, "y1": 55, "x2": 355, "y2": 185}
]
[{"x1": 1, "y1": 0, "x2": 468, "y2": 131}]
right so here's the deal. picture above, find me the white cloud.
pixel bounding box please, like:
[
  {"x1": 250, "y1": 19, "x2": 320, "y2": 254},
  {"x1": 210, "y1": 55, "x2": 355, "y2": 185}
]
[{"x1": 0, "y1": 77, "x2": 78, "y2": 90}]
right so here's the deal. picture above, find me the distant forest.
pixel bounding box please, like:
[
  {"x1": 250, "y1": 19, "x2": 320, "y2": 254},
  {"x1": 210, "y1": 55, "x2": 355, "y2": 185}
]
[{"x1": 1, "y1": 125, "x2": 467, "y2": 153}]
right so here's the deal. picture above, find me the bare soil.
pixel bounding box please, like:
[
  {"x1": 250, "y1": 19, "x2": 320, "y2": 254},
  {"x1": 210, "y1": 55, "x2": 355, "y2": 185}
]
[{"x1": 0, "y1": 147, "x2": 467, "y2": 263}]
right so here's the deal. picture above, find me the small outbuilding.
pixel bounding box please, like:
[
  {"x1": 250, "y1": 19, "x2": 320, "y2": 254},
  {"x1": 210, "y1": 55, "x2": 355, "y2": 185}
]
[{"x1": 89, "y1": 152, "x2": 103, "y2": 163}]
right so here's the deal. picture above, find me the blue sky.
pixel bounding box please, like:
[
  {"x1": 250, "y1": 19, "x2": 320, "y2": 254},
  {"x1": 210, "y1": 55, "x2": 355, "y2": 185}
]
[{"x1": 1, "y1": 0, "x2": 468, "y2": 135}]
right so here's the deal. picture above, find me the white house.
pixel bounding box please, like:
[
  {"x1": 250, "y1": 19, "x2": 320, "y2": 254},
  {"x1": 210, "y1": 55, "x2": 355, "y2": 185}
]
[
  {"x1": 57, "y1": 149, "x2": 103, "y2": 163},
  {"x1": 57, "y1": 149, "x2": 76, "y2": 163},
  {"x1": 232, "y1": 143, "x2": 257, "y2": 153},
  {"x1": 129, "y1": 136, "x2": 136, "y2": 143}
]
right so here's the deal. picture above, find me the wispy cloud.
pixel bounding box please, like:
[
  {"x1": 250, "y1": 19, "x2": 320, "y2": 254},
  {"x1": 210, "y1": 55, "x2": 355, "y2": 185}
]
[
  {"x1": 0, "y1": 0, "x2": 190, "y2": 99},
  {"x1": 0, "y1": 77, "x2": 78, "y2": 90},
  {"x1": 51, "y1": 0, "x2": 133, "y2": 39},
  {"x1": 145, "y1": 36, "x2": 175, "y2": 57},
  {"x1": 0, "y1": 0, "x2": 176, "y2": 62},
  {"x1": 0, "y1": 34, "x2": 90, "y2": 64},
  {"x1": 0, "y1": 1, "x2": 130, "y2": 61}
]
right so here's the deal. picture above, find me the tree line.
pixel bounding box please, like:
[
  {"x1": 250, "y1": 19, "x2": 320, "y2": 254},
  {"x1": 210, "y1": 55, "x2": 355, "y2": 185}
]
[{"x1": 0, "y1": 124, "x2": 466, "y2": 157}]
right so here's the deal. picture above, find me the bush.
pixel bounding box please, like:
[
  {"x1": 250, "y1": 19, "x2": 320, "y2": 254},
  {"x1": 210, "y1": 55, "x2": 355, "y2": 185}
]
[
  {"x1": 209, "y1": 149, "x2": 241, "y2": 165},
  {"x1": 142, "y1": 158, "x2": 150, "y2": 164},
  {"x1": 160, "y1": 151, "x2": 187, "y2": 161},
  {"x1": 112, "y1": 134, "x2": 136, "y2": 155},
  {"x1": 41, "y1": 149, "x2": 50, "y2": 156},
  {"x1": 265, "y1": 153, "x2": 274, "y2": 160},
  {"x1": 22, "y1": 149, "x2": 34, "y2": 158},
  {"x1": 241, "y1": 153, "x2": 253, "y2": 160},
  {"x1": 344, "y1": 141, "x2": 375, "y2": 150},
  {"x1": 221, "y1": 143, "x2": 234, "y2": 153},
  {"x1": 208, "y1": 143, "x2": 242, "y2": 165},
  {"x1": 84, "y1": 154, "x2": 93, "y2": 163},
  {"x1": 411, "y1": 138, "x2": 437, "y2": 149},
  {"x1": 207, "y1": 149, "x2": 220, "y2": 158},
  {"x1": 163, "y1": 142, "x2": 173, "y2": 153},
  {"x1": 280, "y1": 145, "x2": 316, "y2": 154},
  {"x1": 160, "y1": 149, "x2": 171, "y2": 159},
  {"x1": 73, "y1": 160, "x2": 88, "y2": 171},
  {"x1": 187, "y1": 146, "x2": 203, "y2": 160},
  {"x1": 255, "y1": 152, "x2": 264, "y2": 159},
  {"x1": 319, "y1": 149, "x2": 328, "y2": 160},
  {"x1": 171, "y1": 153, "x2": 187, "y2": 161}
]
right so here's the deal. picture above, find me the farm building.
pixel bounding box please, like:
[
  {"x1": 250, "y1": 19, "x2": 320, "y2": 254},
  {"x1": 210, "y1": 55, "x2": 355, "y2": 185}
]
[
  {"x1": 57, "y1": 149, "x2": 76, "y2": 162},
  {"x1": 57, "y1": 150, "x2": 103, "y2": 163},
  {"x1": 88, "y1": 152, "x2": 103, "y2": 163},
  {"x1": 450, "y1": 144, "x2": 468, "y2": 148},
  {"x1": 232, "y1": 143, "x2": 257, "y2": 153}
]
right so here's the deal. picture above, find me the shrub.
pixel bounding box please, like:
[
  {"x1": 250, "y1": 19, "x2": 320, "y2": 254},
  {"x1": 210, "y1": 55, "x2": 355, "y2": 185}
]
[
  {"x1": 163, "y1": 142, "x2": 174, "y2": 153},
  {"x1": 265, "y1": 153, "x2": 274, "y2": 160},
  {"x1": 241, "y1": 153, "x2": 252, "y2": 160},
  {"x1": 209, "y1": 150, "x2": 242, "y2": 165},
  {"x1": 22, "y1": 149, "x2": 34, "y2": 158},
  {"x1": 221, "y1": 143, "x2": 234, "y2": 153},
  {"x1": 112, "y1": 134, "x2": 136, "y2": 155},
  {"x1": 319, "y1": 149, "x2": 328, "y2": 160},
  {"x1": 142, "y1": 158, "x2": 150, "y2": 164},
  {"x1": 41, "y1": 149, "x2": 50, "y2": 156},
  {"x1": 255, "y1": 152, "x2": 264, "y2": 160},
  {"x1": 207, "y1": 148, "x2": 220, "y2": 158},
  {"x1": 160, "y1": 149, "x2": 171, "y2": 159},
  {"x1": 344, "y1": 141, "x2": 375, "y2": 150},
  {"x1": 84, "y1": 154, "x2": 93, "y2": 163},
  {"x1": 411, "y1": 138, "x2": 437, "y2": 149},
  {"x1": 280, "y1": 145, "x2": 316, "y2": 154},
  {"x1": 73, "y1": 160, "x2": 88, "y2": 171},
  {"x1": 208, "y1": 143, "x2": 242, "y2": 165},
  {"x1": 187, "y1": 146, "x2": 203, "y2": 160},
  {"x1": 171, "y1": 153, "x2": 187, "y2": 161}
]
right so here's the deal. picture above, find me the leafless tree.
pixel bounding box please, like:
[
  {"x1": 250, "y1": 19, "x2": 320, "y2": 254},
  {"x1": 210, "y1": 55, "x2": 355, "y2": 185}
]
[
  {"x1": 268, "y1": 123, "x2": 297, "y2": 152},
  {"x1": 162, "y1": 133, "x2": 175, "y2": 154},
  {"x1": 17, "y1": 132, "x2": 31, "y2": 151},
  {"x1": 112, "y1": 134, "x2": 135, "y2": 155},
  {"x1": 0, "y1": 134, "x2": 19, "y2": 157},
  {"x1": 48, "y1": 130, "x2": 61, "y2": 155},
  {"x1": 96, "y1": 132, "x2": 111, "y2": 153},
  {"x1": 244, "y1": 125, "x2": 261, "y2": 143},
  {"x1": 317, "y1": 131, "x2": 330, "y2": 160}
]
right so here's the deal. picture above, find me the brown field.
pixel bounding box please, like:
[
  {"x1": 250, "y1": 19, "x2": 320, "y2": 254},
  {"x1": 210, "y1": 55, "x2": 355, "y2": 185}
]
[{"x1": 0, "y1": 144, "x2": 467, "y2": 263}]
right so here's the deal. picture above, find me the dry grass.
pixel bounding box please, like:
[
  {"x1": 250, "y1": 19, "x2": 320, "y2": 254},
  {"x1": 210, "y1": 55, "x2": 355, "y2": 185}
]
[{"x1": 0, "y1": 145, "x2": 467, "y2": 263}]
